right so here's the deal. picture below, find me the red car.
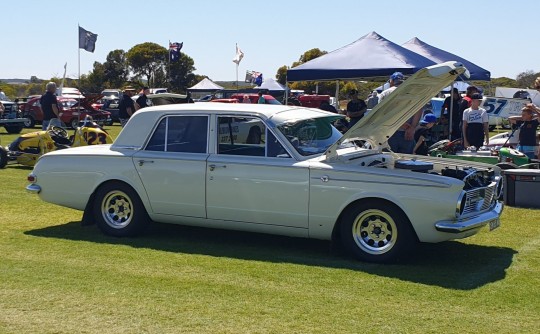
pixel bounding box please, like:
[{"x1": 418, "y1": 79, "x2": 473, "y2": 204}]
[
  {"x1": 229, "y1": 93, "x2": 281, "y2": 104},
  {"x1": 22, "y1": 95, "x2": 112, "y2": 129}
]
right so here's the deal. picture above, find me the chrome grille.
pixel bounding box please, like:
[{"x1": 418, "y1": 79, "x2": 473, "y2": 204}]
[{"x1": 462, "y1": 183, "x2": 496, "y2": 215}]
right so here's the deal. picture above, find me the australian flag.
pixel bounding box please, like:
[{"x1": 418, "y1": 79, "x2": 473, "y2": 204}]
[
  {"x1": 254, "y1": 73, "x2": 263, "y2": 86},
  {"x1": 169, "y1": 42, "x2": 183, "y2": 62}
]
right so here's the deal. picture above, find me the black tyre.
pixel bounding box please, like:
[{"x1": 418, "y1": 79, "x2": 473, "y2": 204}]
[
  {"x1": 4, "y1": 124, "x2": 23, "y2": 134},
  {"x1": 0, "y1": 146, "x2": 7, "y2": 169},
  {"x1": 93, "y1": 182, "x2": 149, "y2": 237},
  {"x1": 340, "y1": 200, "x2": 416, "y2": 263},
  {"x1": 70, "y1": 118, "x2": 80, "y2": 129},
  {"x1": 23, "y1": 116, "x2": 36, "y2": 128}
]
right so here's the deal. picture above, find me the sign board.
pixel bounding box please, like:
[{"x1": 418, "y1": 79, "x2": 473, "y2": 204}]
[{"x1": 480, "y1": 97, "x2": 529, "y2": 118}]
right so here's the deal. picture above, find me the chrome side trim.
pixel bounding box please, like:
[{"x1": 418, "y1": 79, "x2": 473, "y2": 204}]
[
  {"x1": 435, "y1": 201, "x2": 503, "y2": 233},
  {"x1": 309, "y1": 176, "x2": 448, "y2": 188},
  {"x1": 26, "y1": 184, "x2": 41, "y2": 194}
]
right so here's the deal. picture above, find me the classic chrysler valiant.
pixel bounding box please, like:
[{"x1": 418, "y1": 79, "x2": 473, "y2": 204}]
[{"x1": 27, "y1": 62, "x2": 503, "y2": 263}]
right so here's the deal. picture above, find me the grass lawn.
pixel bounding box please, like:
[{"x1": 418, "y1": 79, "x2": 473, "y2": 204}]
[{"x1": 1, "y1": 124, "x2": 539, "y2": 333}]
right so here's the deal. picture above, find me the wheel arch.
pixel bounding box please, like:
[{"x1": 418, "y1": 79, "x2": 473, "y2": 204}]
[
  {"x1": 331, "y1": 197, "x2": 419, "y2": 244},
  {"x1": 82, "y1": 178, "x2": 152, "y2": 226}
]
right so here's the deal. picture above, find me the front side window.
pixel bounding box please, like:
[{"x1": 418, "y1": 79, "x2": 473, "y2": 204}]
[{"x1": 145, "y1": 115, "x2": 208, "y2": 153}]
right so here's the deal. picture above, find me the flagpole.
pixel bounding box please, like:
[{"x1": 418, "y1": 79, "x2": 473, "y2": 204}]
[
  {"x1": 78, "y1": 24, "x2": 81, "y2": 94},
  {"x1": 236, "y1": 63, "x2": 239, "y2": 91},
  {"x1": 168, "y1": 40, "x2": 171, "y2": 84}
]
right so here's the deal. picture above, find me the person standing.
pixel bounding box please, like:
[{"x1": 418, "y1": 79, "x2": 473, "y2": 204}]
[
  {"x1": 441, "y1": 88, "x2": 466, "y2": 140},
  {"x1": 462, "y1": 85, "x2": 479, "y2": 108},
  {"x1": 508, "y1": 104, "x2": 540, "y2": 158},
  {"x1": 257, "y1": 91, "x2": 266, "y2": 104},
  {"x1": 242, "y1": 95, "x2": 251, "y2": 103},
  {"x1": 40, "y1": 82, "x2": 61, "y2": 130},
  {"x1": 462, "y1": 93, "x2": 489, "y2": 149},
  {"x1": 118, "y1": 87, "x2": 136, "y2": 127},
  {"x1": 378, "y1": 72, "x2": 422, "y2": 153},
  {"x1": 366, "y1": 91, "x2": 379, "y2": 109},
  {"x1": 413, "y1": 113, "x2": 437, "y2": 155},
  {"x1": 346, "y1": 89, "x2": 368, "y2": 127},
  {"x1": 135, "y1": 86, "x2": 150, "y2": 111}
]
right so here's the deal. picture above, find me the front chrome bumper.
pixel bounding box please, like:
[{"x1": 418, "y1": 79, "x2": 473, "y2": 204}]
[{"x1": 435, "y1": 201, "x2": 503, "y2": 233}]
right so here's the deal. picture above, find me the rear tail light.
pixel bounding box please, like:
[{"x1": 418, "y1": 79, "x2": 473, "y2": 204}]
[{"x1": 27, "y1": 173, "x2": 36, "y2": 183}]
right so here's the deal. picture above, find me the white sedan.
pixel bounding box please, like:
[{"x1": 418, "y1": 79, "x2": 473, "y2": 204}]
[{"x1": 26, "y1": 62, "x2": 503, "y2": 263}]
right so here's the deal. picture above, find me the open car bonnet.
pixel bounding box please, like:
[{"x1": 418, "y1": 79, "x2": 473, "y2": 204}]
[
  {"x1": 147, "y1": 93, "x2": 189, "y2": 105},
  {"x1": 66, "y1": 94, "x2": 103, "y2": 110},
  {"x1": 324, "y1": 61, "x2": 468, "y2": 160}
]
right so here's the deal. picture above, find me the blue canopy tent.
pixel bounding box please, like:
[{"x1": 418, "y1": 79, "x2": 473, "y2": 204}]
[
  {"x1": 286, "y1": 31, "x2": 436, "y2": 82},
  {"x1": 402, "y1": 37, "x2": 491, "y2": 139},
  {"x1": 401, "y1": 37, "x2": 490, "y2": 81}
]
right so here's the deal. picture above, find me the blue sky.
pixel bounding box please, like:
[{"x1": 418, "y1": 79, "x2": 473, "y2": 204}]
[{"x1": 1, "y1": 0, "x2": 537, "y2": 82}]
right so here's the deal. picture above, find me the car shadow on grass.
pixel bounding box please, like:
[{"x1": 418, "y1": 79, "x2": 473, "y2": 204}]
[{"x1": 26, "y1": 221, "x2": 516, "y2": 290}]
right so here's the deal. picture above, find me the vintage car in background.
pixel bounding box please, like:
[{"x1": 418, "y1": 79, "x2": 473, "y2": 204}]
[
  {"x1": 22, "y1": 95, "x2": 112, "y2": 129},
  {"x1": 229, "y1": 93, "x2": 281, "y2": 104},
  {"x1": 0, "y1": 100, "x2": 26, "y2": 134},
  {"x1": 26, "y1": 62, "x2": 503, "y2": 263}
]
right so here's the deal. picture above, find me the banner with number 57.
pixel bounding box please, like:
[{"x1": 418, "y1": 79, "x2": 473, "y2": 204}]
[{"x1": 480, "y1": 97, "x2": 529, "y2": 119}]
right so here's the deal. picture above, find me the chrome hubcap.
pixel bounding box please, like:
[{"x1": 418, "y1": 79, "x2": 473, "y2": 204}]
[
  {"x1": 351, "y1": 209, "x2": 397, "y2": 255},
  {"x1": 101, "y1": 190, "x2": 133, "y2": 229}
]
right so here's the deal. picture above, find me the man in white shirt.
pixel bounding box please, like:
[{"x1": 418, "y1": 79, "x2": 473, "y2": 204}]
[{"x1": 462, "y1": 93, "x2": 489, "y2": 149}]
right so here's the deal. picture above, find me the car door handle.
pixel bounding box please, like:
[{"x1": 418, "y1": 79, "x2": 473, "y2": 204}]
[
  {"x1": 209, "y1": 164, "x2": 227, "y2": 171},
  {"x1": 138, "y1": 160, "x2": 154, "y2": 166}
]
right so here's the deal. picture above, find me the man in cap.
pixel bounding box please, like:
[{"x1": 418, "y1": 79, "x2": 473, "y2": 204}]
[
  {"x1": 40, "y1": 82, "x2": 61, "y2": 130},
  {"x1": 346, "y1": 89, "x2": 368, "y2": 127},
  {"x1": 462, "y1": 93, "x2": 489, "y2": 149},
  {"x1": 462, "y1": 85, "x2": 479, "y2": 108},
  {"x1": 118, "y1": 86, "x2": 136, "y2": 127},
  {"x1": 413, "y1": 113, "x2": 437, "y2": 155},
  {"x1": 378, "y1": 72, "x2": 422, "y2": 154}
]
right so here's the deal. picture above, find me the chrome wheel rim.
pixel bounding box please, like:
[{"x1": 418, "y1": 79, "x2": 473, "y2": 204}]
[
  {"x1": 100, "y1": 190, "x2": 133, "y2": 229},
  {"x1": 351, "y1": 209, "x2": 397, "y2": 255}
]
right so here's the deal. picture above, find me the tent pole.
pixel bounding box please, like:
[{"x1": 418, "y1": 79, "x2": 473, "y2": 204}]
[
  {"x1": 335, "y1": 80, "x2": 340, "y2": 110},
  {"x1": 285, "y1": 81, "x2": 289, "y2": 105},
  {"x1": 449, "y1": 82, "x2": 454, "y2": 140}
]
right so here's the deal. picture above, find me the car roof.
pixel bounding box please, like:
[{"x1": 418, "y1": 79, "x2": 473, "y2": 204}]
[{"x1": 112, "y1": 103, "x2": 335, "y2": 149}]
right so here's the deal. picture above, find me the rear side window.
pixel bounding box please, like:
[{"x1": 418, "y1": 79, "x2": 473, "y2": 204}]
[{"x1": 145, "y1": 115, "x2": 208, "y2": 153}]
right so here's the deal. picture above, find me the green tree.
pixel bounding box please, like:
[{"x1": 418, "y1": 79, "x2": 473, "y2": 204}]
[
  {"x1": 80, "y1": 61, "x2": 106, "y2": 93},
  {"x1": 168, "y1": 53, "x2": 197, "y2": 93},
  {"x1": 126, "y1": 42, "x2": 167, "y2": 88},
  {"x1": 103, "y1": 49, "x2": 128, "y2": 88},
  {"x1": 276, "y1": 65, "x2": 287, "y2": 85},
  {"x1": 285, "y1": 48, "x2": 334, "y2": 95},
  {"x1": 516, "y1": 70, "x2": 538, "y2": 88},
  {"x1": 298, "y1": 48, "x2": 327, "y2": 64}
]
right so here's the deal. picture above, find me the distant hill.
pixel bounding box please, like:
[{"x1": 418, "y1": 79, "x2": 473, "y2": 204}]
[{"x1": 0, "y1": 78, "x2": 31, "y2": 84}]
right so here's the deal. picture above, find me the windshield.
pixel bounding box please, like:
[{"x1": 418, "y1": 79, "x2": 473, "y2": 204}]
[
  {"x1": 59, "y1": 99, "x2": 77, "y2": 109},
  {"x1": 277, "y1": 117, "x2": 343, "y2": 156}
]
